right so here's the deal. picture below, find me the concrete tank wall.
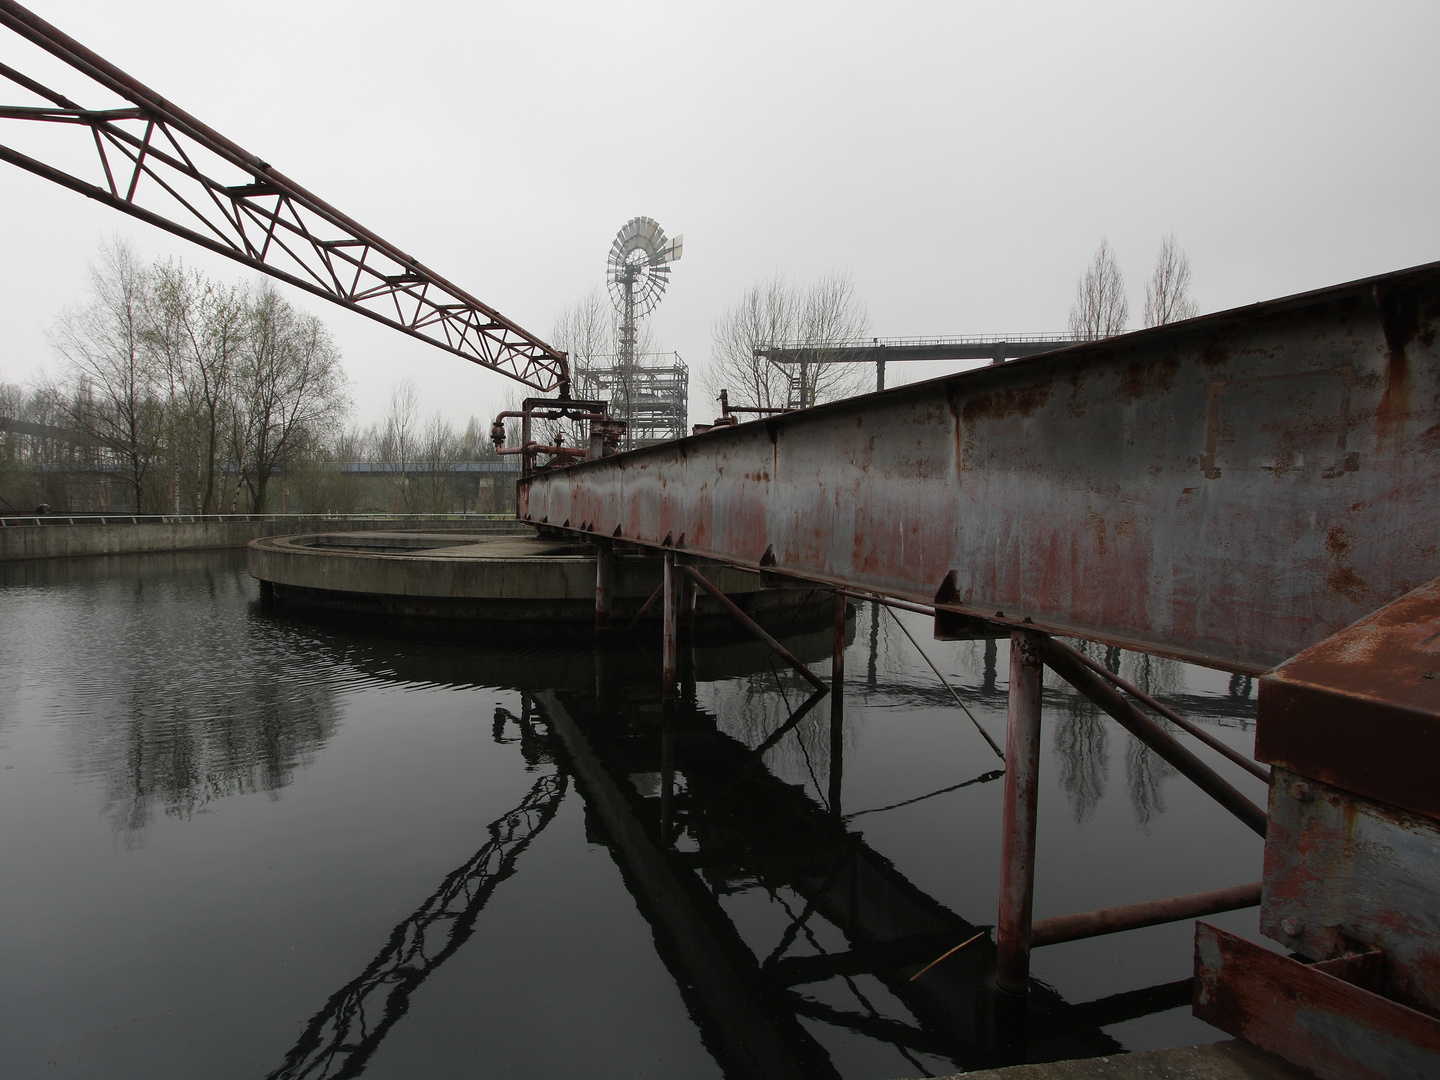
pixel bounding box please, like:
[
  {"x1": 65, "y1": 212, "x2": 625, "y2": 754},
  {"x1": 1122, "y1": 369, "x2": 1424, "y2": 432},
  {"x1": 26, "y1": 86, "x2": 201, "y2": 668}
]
[{"x1": 0, "y1": 515, "x2": 526, "y2": 562}]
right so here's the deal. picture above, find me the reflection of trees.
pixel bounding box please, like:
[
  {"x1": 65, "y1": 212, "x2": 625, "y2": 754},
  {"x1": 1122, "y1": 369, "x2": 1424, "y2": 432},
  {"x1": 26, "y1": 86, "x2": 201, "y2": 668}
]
[
  {"x1": 18, "y1": 555, "x2": 344, "y2": 841},
  {"x1": 103, "y1": 670, "x2": 339, "y2": 837},
  {"x1": 1125, "y1": 733, "x2": 1176, "y2": 830},
  {"x1": 1048, "y1": 643, "x2": 1195, "y2": 826},
  {"x1": 1052, "y1": 695, "x2": 1109, "y2": 824}
]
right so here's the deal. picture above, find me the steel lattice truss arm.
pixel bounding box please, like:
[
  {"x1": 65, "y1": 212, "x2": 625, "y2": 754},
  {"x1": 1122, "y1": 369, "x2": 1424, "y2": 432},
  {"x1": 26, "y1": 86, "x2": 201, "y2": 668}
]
[
  {"x1": 267, "y1": 766, "x2": 568, "y2": 1080},
  {"x1": 0, "y1": 0, "x2": 568, "y2": 393}
]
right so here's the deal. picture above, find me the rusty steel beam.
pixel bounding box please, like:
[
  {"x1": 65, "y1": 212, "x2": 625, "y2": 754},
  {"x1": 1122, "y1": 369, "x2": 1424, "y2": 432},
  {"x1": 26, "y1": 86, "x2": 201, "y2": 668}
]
[
  {"x1": 522, "y1": 262, "x2": 1440, "y2": 673},
  {"x1": 1031, "y1": 882, "x2": 1260, "y2": 948},
  {"x1": 0, "y1": 1, "x2": 567, "y2": 393},
  {"x1": 1195, "y1": 922, "x2": 1440, "y2": 1080}
]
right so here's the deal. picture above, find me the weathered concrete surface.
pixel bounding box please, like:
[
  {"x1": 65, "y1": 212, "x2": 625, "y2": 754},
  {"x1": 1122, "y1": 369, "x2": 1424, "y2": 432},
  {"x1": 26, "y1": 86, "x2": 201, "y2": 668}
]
[
  {"x1": 0, "y1": 514, "x2": 521, "y2": 561},
  {"x1": 248, "y1": 531, "x2": 823, "y2": 623},
  {"x1": 912, "y1": 1040, "x2": 1307, "y2": 1080}
]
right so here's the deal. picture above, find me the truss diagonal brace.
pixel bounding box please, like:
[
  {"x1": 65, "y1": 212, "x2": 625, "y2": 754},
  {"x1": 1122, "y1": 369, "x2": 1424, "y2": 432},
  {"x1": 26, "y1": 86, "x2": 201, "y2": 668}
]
[{"x1": 0, "y1": 0, "x2": 569, "y2": 394}]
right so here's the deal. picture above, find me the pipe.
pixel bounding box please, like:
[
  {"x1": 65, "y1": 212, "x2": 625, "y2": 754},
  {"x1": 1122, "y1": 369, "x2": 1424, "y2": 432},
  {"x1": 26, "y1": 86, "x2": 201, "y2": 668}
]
[
  {"x1": 1042, "y1": 639, "x2": 1268, "y2": 838},
  {"x1": 1032, "y1": 882, "x2": 1261, "y2": 947},
  {"x1": 662, "y1": 553, "x2": 678, "y2": 700},
  {"x1": 995, "y1": 629, "x2": 1045, "y2": 996},
  {"x1": 680, "y1": 565, "x2": 827, "y2": 691}
]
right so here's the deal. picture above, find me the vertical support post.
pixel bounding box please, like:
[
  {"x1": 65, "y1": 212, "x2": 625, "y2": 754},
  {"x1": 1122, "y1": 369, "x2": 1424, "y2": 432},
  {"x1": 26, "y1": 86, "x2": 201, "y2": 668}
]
[
  {"x1": 996, "y1": 629, "x2": 1045, "y2": 996},
  {"x1": 829, "y1": 592, "x2": 846, "y2": 818},
  {"x1": 876, "y1": 357, "x2": 886, "y2": 392},
  {"x1": 662, "y1": 551, "x2": 678, "y2": 700},
  {"x1": 595, "y1": 543, "x2": 613, "y2": 629},
  {"x1": 680, "y1": 572, "x2": 697, "y2": 629}
]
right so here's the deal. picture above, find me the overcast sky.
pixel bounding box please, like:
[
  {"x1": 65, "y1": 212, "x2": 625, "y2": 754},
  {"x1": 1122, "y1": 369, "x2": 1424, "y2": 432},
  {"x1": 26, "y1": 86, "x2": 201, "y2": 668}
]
[{"x1": 1, "y1": 0, "x2": 1436, "y2": 431}]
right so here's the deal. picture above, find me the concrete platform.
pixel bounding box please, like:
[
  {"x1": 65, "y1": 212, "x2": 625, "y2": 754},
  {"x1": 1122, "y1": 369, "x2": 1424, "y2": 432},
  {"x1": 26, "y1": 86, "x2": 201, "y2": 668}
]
[
  {"x1": 913, "y1": 1041, "x2": 1309, "y2": 1080},
  {"x1": 247, "y1": 530, "x2": 829, "y2": 625}
]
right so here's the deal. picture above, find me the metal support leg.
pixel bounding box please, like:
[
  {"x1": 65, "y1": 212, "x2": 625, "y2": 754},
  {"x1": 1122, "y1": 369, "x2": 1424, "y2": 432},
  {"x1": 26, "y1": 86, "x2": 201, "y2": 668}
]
[
  {"x1": 680, "y1": 573, "x2": 697, "y2": 629},
  {"x1": 662, "y1": 552, "x2": 678, "y2": 700},
  {"x1": 996, "y1": 629, "x2": 1045, "y2": 996},
  {"x1": 829, "y1": 592, "x2": 846, "y2": 818},
  {"x1": 595, "y1": 544, "x2": 612, "y2": 629}
]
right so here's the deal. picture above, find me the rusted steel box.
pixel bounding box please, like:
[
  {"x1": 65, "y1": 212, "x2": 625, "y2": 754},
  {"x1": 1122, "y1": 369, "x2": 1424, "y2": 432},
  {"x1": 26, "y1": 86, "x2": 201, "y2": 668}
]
[{"x1": 1196, "y1": 576, "x2": 1440, "y2": 1075}]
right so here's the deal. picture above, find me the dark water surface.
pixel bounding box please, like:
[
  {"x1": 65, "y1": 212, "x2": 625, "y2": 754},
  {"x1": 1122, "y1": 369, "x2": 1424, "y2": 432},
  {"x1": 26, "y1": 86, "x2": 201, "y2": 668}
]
[{"x1": 0, "y1": 551, "x2": 1268, "y2": 1079}]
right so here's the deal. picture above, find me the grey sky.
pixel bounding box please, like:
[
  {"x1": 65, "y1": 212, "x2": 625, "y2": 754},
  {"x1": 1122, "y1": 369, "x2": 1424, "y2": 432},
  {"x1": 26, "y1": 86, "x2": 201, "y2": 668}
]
[{"x1": 1, "y1": 0, "x2": 1436, "y2": 430}]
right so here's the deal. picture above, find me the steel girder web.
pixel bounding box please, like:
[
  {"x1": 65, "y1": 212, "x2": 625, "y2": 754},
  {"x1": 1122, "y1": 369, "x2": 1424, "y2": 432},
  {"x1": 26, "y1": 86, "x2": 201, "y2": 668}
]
[
  {"x1": 523, "y1": 261, "x2": 1440, "y2": 673},
  {"x1": 0, "y1": 0, "x2": 568, "y2": 394}
]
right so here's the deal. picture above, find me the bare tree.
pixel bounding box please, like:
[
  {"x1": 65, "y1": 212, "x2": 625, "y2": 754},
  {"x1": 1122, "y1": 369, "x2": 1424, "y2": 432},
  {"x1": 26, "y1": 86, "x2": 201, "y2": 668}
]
[
  {"x1": 418, "y1": 411, "x2": 463, "y2": 512},
  {"x1": 551, "y1": 287, "x2": 611, "y2": 376},
  {"x1": 51, "y1": 238, "x2": 161, "y2": 512},
  {"x1": 231, "y1": 284, "x2": 348, "y2": 512},
  {"x1": 1068, "y1": 239, "x2": 1129, "y2": 341},
  {"x1": 148, "y1": 261, "x2": 249, "y2": 513},
  {"x1": 1142, "y1": 234, "x2": 1199, "y2": 327},
  {"x1": 706, "y1": 270, "x2": 869, "y2": 413}
]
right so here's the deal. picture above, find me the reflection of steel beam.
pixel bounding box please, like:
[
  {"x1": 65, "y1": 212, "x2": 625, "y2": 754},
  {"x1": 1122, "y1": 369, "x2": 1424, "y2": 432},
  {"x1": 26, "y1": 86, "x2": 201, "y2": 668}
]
[
  {"x1": 537, "y1": 690, "x2": 839, "y2": 1080},
  {"x1": 524, "y1": 263, "x2": 1440, "y2": 673},
  {"x1": 268, "y1": 762, "x2": 567, "y2": 1080},
  {"x1": 552, "y1": 685, "x2": 1132, "y2": 1071}
]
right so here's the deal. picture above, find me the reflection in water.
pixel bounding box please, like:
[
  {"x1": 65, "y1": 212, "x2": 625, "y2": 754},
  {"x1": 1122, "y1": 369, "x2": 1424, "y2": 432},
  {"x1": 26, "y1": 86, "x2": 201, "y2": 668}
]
[
  {"x1": 270, "y1": 709, "x2": 566, "y2": 1080},
  {"x1": 2, "y1": 562, "x2": 1261, "y2": 1079},
  {"x1": 539, "y1": 669, "x2": 1169, "y2": 1076},
  {"x1": 1125, "y1": 730, "x2": 1177, "y2": 829},
  {"x1": 254, "y1": 625, "x2": 1188, "y2": 1077},
  {"x1": 1049, "y1": 641, "x2": 1198, "y2": 827},
  {"x1": 1052, "y1": 696, "x2": 1109, "y2": 825},
  {"x1": 0, "y1": 552, "x2": 342, "y2": 839}
]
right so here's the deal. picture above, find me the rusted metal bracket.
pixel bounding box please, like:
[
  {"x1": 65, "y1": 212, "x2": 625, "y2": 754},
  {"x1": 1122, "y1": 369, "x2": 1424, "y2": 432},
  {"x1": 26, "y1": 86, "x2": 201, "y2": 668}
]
[{"x1": 1195, "y1": 922, "x2": 1440, "y2": 1080}]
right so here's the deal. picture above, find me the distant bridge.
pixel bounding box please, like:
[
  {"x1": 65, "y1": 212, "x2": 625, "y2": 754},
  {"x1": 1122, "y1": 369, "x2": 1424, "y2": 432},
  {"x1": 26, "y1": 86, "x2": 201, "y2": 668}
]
[{"x1": 755, "y1": 333, "x2": 1080, "y2": 399}]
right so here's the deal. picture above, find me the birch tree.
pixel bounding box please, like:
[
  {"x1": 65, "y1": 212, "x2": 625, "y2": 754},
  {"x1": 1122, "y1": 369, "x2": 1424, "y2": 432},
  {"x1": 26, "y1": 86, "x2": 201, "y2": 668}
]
[
  {"x1": 1068, "y1": 239, "x2": 1129, "y2": 340},
  {"x1": 1142, "y1": 234, "x2": 1199, "y2": 327}
]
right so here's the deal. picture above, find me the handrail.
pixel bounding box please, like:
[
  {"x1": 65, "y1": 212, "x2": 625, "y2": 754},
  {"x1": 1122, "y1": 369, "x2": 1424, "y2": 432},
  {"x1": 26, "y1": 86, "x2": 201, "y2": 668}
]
[{"x1": 0, "y1": 512, "x2": 519, "y2": 527}]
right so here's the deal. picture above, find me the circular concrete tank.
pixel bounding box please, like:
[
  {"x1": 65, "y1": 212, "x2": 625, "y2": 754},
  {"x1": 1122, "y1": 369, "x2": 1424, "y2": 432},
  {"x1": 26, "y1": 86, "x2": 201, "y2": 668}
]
[{"x1": 246, "y1": 530, "x2": 824, "y2": 625}]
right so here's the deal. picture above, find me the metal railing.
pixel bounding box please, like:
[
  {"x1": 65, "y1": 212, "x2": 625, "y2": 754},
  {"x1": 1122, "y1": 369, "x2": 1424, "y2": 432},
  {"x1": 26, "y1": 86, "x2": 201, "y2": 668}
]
[{"x1": 0, "y1": 512, "x2": 519, "y2": 527}]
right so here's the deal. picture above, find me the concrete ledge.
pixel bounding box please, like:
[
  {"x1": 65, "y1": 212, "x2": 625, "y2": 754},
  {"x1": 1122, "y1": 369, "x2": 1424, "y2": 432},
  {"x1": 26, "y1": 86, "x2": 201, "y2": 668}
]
[
  {"x1": 916, "y1": 1041, "x2": 1308, "y2": 1080},
  {"x1": 0, "y1": 515, "x2": 525, "y2": 561},
  {"x1": 248, "y1": 531, "x2": 825, "y2": 624}
]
